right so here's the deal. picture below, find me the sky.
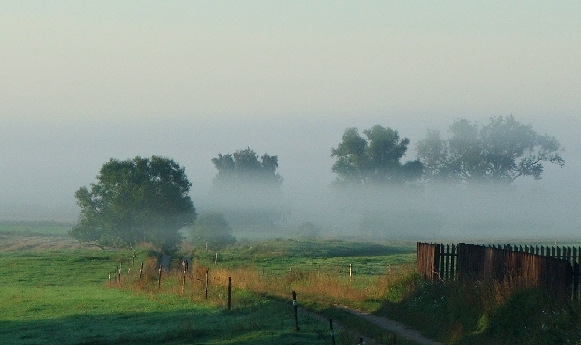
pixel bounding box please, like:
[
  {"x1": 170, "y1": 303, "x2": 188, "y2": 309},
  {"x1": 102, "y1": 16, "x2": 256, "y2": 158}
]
[{"x1": 1, "y1": 2, "x2": 580, "y2": 235}]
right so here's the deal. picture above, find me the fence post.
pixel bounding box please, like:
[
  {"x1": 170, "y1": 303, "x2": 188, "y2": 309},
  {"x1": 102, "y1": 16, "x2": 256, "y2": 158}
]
[
  {"x1": 572, "y1": 247, "x2": 581, "y2": 301},
  {"x1": 158, "y1": 265, "x2": 162, "y2": 288},
  {"x1": 456, "y1": 243, "x2": 467, "y2": 281},
  {"x1": 444, "y1": 244, "x2": 450, "y2": 280},
  {"x1": 205, "y1": 269, "x2": 209, "y2": 300},
  {"x1": 139, "y1": 262, "x2": 143, "y2": 281},
  {"x1": 329, "y1": 318, "x2": 336, "y2": 345},
  {"x1": 438, "y1": 244, "x2": 444, "y2": 281},
  {"x1": 227, "y1": 277, "x2": 232, "y2": 310},
  {"x1": 432, "y1": 243, "x2": 439, "y2": 281},
  {"x1": 182, "y1": 267, "x2": 186, "y2": 294},
  {"x1": 292, "y1": 291, "x2": 300, "y2": 331},
  {"x1": 451, "y1": 244, "x2": 456, "y2": 280}
]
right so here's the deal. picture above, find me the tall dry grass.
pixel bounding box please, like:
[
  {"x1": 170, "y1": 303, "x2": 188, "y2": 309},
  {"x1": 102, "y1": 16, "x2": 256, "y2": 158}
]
[{"x1": 124, "y1": 257, "x2": 418, "y2": 312}]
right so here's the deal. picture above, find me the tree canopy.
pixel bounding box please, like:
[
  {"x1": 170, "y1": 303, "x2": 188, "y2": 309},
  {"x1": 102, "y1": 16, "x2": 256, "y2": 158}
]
[
  {"x1": 209, "y1": 147, "x2": 284, "y2": 230},
  {"x1": 211, "y1": 147, "x2": 283, "y2": 186},
  {"x1": 71, "y1": 156, "x2": 196, "y2": 252},
  {"x1": 416, "y1": 115, "x2": 565, "y2": 184},
  {"x1": 331, "y1": 125, "x2": 423, "y2": 184}
]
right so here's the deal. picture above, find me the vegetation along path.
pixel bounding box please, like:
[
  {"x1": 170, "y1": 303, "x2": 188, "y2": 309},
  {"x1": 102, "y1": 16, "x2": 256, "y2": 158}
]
[{"x1": 333, "y1": 306, "x2": 443, "y2": 345}]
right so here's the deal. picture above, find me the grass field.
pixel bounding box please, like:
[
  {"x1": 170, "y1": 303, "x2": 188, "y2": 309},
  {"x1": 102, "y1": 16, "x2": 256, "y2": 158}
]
[
  {"x1": 0, "y1": 247, "x2": 338, "y2": 345},
  {"x1": 0, "y1": 221, "x2": 72, "y2": 237},
  {"x1": 6, "y1": 223, "x2": 580, "y2": 345},
  {"x1": 197, "y1": 238, "x2": 416, "y2": 275},
  {"x1": 0, "y1": 223, "x2": 423, "y2": 345}
]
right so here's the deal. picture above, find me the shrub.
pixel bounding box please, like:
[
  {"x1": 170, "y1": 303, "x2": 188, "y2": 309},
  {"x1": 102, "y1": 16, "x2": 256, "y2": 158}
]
[
  {"x1": 487, "y1": 288, "x2": 579, "y2": 344},
  {"x1": 191, "y1": 213, "x2": 236, "y2": 251}
]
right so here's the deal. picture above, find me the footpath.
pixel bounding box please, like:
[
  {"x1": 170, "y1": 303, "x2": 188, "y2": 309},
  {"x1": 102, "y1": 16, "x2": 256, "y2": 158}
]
[
  {"x1": 300, "y1": 305, "x2": 443, "y2": 345},
  {"x1": 335, "y1": 306, "x2": 444, "y2": 345}
]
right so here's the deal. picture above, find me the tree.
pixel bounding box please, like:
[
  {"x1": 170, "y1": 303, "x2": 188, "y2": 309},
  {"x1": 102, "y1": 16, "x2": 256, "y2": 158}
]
[
  {"x1": 71, "y1": 156, "x2": 196, "y2": 253},
  {"x1": 208, "y1": 148, "x2": 284, "y2": 231},
  {"x1": 191, "y1": 212, "x2": 236, "y2": 250},
  {"x1": 416, "y1": 115, "x2": 565, "y2": 184},
  {"x1": 331, "y1": 125, "x2": 423, "y2": 184},
  {"x1": 211, "y1": 147, "x2": 283, "y2": 186}
]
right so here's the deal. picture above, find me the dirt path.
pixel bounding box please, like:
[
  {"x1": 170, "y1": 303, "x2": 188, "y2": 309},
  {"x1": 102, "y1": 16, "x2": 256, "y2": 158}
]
[
  {"x1": 334, "y1": 306, "x2": 443, "y2": 345},
  {"x1": 300, "y1": 305, "x2": 443, "y2": 345}
]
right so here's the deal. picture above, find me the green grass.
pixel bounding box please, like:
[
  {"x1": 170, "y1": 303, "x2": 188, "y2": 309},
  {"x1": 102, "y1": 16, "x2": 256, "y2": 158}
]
[
  {"x1": 196, "y1": 238, "x2": 416, "y2": 276},
  {"x1": 0, "y1": 248, "x2": 332, "y2": 345},
  {"x1": 195, "y1": 238, "x2": 581, "y2": 344},
  {"x1": 0, "y1": 221, "x2": 72, "y2": 237},
  {"x1": 5, "y1": 226, "x2": 581, "y2": 344},
  {"x1": 375, "y1": 274, "x2": 581, "y2": 345},
  {"x1": 188, "y1": 239, "x2": 421, "y2": 344}
]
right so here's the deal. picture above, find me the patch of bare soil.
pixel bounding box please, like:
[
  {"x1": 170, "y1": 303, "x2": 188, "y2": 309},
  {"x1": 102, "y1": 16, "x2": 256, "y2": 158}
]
[{"x1": 0, "y1": 235, "x2": 96, "y2": 251}]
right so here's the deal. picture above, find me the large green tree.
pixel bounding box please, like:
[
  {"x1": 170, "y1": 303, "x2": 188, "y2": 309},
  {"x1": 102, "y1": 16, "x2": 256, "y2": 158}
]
[
  {"x1": 416, "y1": 115, "x2": 565, "y2": 183},
  {"x1": 71, "y1": 156, "x2": 196, "y2": 252},
  {"x1": 331, "y1": 125, "x2": 423, "y2": 184}
]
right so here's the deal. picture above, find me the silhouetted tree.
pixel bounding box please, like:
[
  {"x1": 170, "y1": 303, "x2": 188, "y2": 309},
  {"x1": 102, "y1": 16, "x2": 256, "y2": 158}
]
[
  {"x1": 71, "y1": 156, "x2": 196, "y2": 253},
  {"x1": 331, "y1": 125, "x2": 423, "y2": 184},
  {"x1": 209, "y1": 148, "x2": 284, "y2": 230},
  {"x1": 212, "y1": 147, "x2": 282, "y2": 186},
  {"x1": 416, "y1": 115, "x2": 565, "y2": 183}
]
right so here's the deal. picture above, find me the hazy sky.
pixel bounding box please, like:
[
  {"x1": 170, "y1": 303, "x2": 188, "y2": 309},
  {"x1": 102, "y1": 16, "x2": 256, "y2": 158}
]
[{"x1": 1, "y1": 2, "x2": 580, "y2": 224}]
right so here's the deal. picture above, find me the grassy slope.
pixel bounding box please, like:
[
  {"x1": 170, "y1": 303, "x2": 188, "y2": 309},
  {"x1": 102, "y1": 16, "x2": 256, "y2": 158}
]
[{"x1": 0, "y1": 249, "x2": 330, "y2": 345}]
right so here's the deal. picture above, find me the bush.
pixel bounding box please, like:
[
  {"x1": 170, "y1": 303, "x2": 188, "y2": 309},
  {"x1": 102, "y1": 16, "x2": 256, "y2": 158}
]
[
  {"x1": 487, "y1": 288, "x2": 579, "y2": 344},
  {"x1": 191, "y1": 213, "x2": 236, "y2": 251},
  {"x1": 298, "y1": 222, "x2": 319, "y2": 239},
  {"x1": 388, "y1": 278, "x2": 581, "y2": 345}
]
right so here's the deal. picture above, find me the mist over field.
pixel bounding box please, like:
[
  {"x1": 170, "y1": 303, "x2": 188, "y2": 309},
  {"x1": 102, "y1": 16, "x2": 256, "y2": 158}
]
[
  {"x1": 2, "y1": 114, "x2": 578, "y2": 242},
  {"x1": 1, "y1": 3, "x2": 580, "y2": 241}
]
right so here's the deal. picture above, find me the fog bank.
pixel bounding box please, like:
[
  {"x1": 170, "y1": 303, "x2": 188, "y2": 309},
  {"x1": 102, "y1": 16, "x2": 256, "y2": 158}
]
[{"x1": 1, "y1": 114, "x2": 579, "y2": 241}]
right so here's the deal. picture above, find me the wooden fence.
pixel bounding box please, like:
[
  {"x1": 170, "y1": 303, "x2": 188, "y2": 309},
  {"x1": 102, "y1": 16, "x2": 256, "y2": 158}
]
[{"x1": 417, "y1": 242, "x2": 580, "y2": 299}]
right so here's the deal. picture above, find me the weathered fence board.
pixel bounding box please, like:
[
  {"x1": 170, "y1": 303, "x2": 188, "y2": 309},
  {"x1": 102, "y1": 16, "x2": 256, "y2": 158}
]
[
  {"x1": 416, "y1": 243, "x2": 438, "y2": 281},
  {"x1": 417, "y1": 242, "x2": 579, "y2": 299}
]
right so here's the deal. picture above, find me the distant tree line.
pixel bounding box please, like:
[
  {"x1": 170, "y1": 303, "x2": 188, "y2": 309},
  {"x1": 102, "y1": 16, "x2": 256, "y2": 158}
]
[
  {"x1": 415, "y1": 115, "x2": 564, "y2": 184},
  {"x1": 70, "y1": 115, "x2": 564, "y2": 251},
  {"x1": 332, "y1": 115, "x2": 564, "y2": 186}
]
